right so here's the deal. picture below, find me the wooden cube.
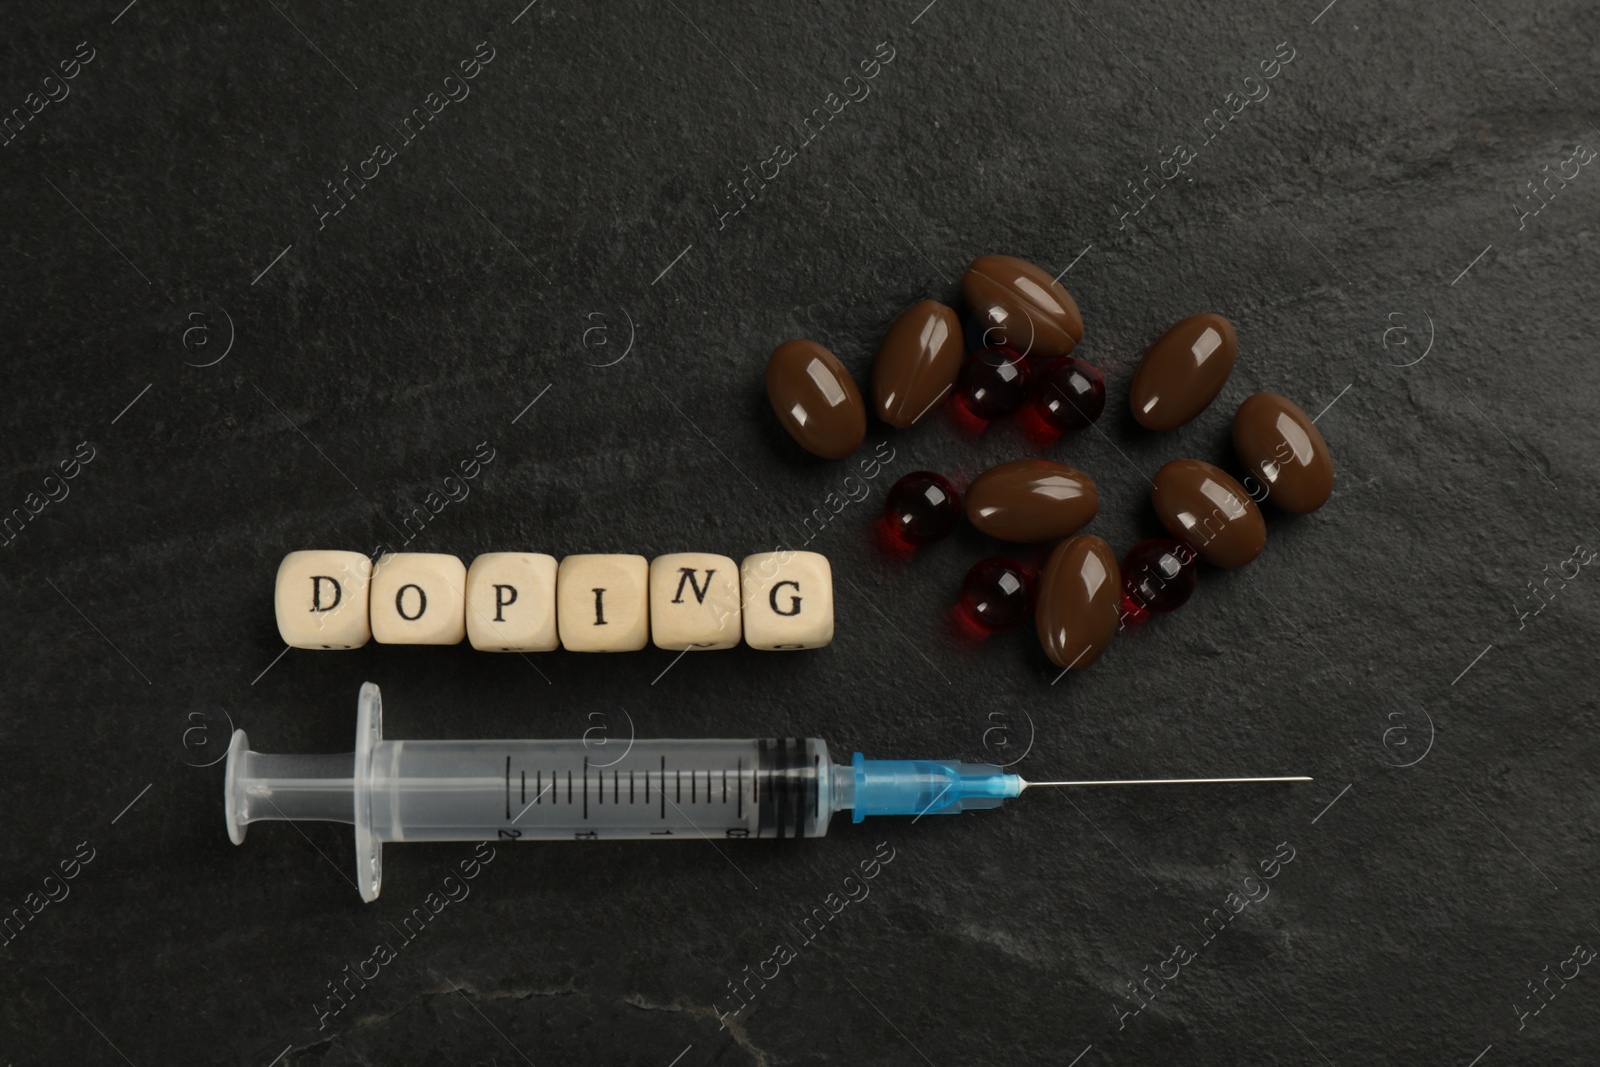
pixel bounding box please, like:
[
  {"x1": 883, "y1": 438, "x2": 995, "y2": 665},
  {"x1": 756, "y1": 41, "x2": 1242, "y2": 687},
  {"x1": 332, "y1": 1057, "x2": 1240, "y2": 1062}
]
[
  {"x1": 557, "y1": 554, "x2": 649, "y2": 652},
  {"x1": 274, "y1": 550, "x2": 373, "y2": 649},
  {"x1": 370, "y1": 552, "x2": 467, "y2": 645},
  {"x1": 740, "y1": 551, "x2": 834, "y2": 650},
  {"x1": 649, "y1": 553, "x2": 741, "y2": 650},
  {"x1": 465, "y1": 552, "x2": 559, "y2": 652}
]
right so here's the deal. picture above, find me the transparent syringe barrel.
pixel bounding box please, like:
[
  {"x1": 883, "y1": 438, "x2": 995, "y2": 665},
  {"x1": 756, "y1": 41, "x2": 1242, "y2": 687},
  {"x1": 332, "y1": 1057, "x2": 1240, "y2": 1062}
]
[{"x1": 369, "y1": 737, "x2": 835, "y2": 843}]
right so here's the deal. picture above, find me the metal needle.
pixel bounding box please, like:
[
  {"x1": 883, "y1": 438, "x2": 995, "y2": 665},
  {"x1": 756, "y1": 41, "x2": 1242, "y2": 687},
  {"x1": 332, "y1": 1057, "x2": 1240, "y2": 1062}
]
[{"x1": 1021, "y1": 776, "x2": 1312, "y2": 789}]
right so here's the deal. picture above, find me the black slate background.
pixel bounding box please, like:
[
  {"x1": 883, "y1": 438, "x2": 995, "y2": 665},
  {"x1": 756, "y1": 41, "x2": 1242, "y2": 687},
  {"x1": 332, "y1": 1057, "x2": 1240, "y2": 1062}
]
[{"x1": 3, "y1": 1, "x2": 1598, "y2": 1064}]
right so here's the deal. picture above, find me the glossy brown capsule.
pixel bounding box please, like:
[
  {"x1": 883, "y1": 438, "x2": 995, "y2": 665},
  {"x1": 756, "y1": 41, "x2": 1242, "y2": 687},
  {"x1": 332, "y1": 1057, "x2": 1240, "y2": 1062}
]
[
  {"x1": 964, "y1": 459, "x2": 1099, "y2": 543},
  {"x1": 872, "y1": 300, "x2": 963, "y2": 429},
  {"x1": 1035, "y1": 535, "x2": 1120, "y2": 670},
  {"x1": 1150, "y1": 459, "x2": 1266, "y2": 568},
  {"x1": 766, "y1": 339, "x2": 867, "y2": 459},
  {"x1": 961, "y1": 255, "x2": 1084, "y2": 360},
  {"x1": 1129, "y1": 313, "x2": 1237, "y2": 430},
  {"x1": 1233, "y1": 393, "x2": 1335, "y2": 514}
]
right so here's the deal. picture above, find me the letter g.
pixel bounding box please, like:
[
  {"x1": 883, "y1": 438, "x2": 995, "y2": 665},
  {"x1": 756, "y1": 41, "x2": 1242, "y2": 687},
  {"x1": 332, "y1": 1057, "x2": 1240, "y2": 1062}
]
[{"x1": 770, "y1": 580, "x2": 801, "y2": 616}]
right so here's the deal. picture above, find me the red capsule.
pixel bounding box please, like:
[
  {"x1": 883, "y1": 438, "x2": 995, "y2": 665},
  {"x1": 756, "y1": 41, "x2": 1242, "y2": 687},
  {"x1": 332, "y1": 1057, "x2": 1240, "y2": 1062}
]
[
  {"x1": 958, "y1": 557, "x2": 1035, "y2": 633},
  {"x1": 1119, "y1": 538, "x2": 1198, "y2": 623},
  {"x1": 954, "y1": 348, "x2": 1031, "y2": 422},
  {"x1": 883, "y1": 471, "x2": 962, "y2": 547},
  {"x1": 1031, "y1": 356, "x2": 1106, "y2": 433}
]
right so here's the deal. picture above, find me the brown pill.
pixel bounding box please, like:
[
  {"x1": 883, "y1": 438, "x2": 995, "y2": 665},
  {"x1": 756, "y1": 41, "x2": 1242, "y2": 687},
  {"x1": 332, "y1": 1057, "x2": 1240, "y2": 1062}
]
[
  {"x1": 872, "y1": 300, "x2": 963, "y2": 428},
  {"x1": 1129, "y1": 313, "x2": 1237, "y2": 430},
  {"x1": 961, "y1": 255, "x2": 1084, "y2": 360},
  {"x1": 1036, "y1": 535, "x2": 1120, "y2": 670},
  {"x1": 1232, "y1": 393, "x2": 1335, "y2": 514},
  {"x1": 965, "y1": 459, "x2": 1099, "y2": 543},
  {"x1": 766, "y1": 339, "x2": 867, "y2": 459},
  {"x1": 1150, "y1": 459, "x2": 1266, "y2": 568}
]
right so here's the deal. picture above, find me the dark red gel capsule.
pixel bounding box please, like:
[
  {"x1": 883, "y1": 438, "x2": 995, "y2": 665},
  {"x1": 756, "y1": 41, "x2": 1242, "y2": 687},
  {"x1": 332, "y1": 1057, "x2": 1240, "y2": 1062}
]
[
  {"x1": 1032, "y1": 357, "x2": 1106, "y2": 433},
  {"x1": 955, "y1": 348, "x2": 1031, "y2": 422},
  {"x1": 1119, "y1": 537, "x2": 1198, "y2": 622},
  {"x1": 884, "y1": 471, "x2": 962, "y2": 547},
  {"x1": 958, "y1": 557, "x2": 1035, "y2": 632}
]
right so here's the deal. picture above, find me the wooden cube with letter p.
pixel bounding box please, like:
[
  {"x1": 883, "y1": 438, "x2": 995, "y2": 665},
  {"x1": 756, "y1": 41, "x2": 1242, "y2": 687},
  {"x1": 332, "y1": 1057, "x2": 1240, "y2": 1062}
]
[
  {"x1": 274, "y1": 550, "x2": 373, "y2": 649},
  {"x1": 650, "y1": 553, "x2": 741, "y2": 650},
  {"x1": 740, "y1": 551, "x2": 834, "y2": 650},
  {"x1": 465, "y1": 552, "x2": 559, "y2": 652}
]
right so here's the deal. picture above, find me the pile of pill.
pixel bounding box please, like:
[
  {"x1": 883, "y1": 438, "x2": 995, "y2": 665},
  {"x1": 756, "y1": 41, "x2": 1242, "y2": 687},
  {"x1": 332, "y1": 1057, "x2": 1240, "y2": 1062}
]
[
  {"x1": 274, "y1": 550, "x2": 833, "y2": 653},
  {"x1": 763, "y1": 253, "x2": 1335, "y2": 676}
]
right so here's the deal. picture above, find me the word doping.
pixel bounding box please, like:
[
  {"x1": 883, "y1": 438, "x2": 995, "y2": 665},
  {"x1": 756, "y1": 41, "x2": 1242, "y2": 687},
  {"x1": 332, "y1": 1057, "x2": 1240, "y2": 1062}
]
[
  {"x1": 1, "y1": 840, "x2": 96, "y2": 949},
  {"x1": 713, "y1": 41, "x2": 897, "y2": 230},
  {"x1": 1, "y1": 40, "x2": 95, "y2": 148},
  {"x1": 313, "y1": 41, "x2": 497, "y2": 231},
  {"x1": 715, "y1": 840, "x2": 896, "y2": 1029},
  {"x1": 312, "y1": 842, "x2": 496, "y2": 1029},
  {"x1": 1513, "y1": 939, "x2": 1596, "y2": 1031},
  {"x1": 1511, "y1": 140, "x2": 1595, "y2": 230},
  {"x1": 2, "y1": 441, "x2": 96, "y2": 546},
  {"x1": 1114, "y1": 841, "x2": 1296, "y2": 1029}
]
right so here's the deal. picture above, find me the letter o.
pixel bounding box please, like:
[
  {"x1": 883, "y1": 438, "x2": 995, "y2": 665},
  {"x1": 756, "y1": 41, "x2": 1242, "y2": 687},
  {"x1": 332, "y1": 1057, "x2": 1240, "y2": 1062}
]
[{"x1": 396, "y1": 583, "x2": 427, "y2": 620}]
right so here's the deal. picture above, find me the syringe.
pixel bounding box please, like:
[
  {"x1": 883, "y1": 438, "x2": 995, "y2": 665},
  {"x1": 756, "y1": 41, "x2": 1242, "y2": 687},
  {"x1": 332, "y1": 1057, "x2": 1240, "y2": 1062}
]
[{"x1": 225, "y1": 683, "x2": 1310, "y2": 901}]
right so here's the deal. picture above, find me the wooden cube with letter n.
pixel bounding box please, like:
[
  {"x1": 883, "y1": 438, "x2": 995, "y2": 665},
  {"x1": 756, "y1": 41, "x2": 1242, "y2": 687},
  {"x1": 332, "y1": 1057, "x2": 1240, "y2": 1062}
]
[{"x1": 649, "y1": 553, "x2": 741, "y2": 650}]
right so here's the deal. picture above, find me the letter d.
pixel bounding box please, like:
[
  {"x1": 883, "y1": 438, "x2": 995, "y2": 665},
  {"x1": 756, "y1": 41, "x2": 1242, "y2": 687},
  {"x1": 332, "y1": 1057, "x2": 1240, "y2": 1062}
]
[{"x1": 310, "y1": 576, "x2": 343, "y2": 612}]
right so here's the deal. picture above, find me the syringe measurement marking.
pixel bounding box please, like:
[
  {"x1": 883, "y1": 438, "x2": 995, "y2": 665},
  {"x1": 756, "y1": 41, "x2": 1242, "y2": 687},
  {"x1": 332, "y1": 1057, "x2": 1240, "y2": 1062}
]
[{"x1": 501, "y1": 758, "x2": 755, "y2": 830}]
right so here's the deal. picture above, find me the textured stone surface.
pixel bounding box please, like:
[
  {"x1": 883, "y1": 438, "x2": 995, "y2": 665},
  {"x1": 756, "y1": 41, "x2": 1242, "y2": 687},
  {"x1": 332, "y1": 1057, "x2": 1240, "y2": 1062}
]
[{"x1": 2, "y1": 1, "x2": 1598, "y2": 1063}]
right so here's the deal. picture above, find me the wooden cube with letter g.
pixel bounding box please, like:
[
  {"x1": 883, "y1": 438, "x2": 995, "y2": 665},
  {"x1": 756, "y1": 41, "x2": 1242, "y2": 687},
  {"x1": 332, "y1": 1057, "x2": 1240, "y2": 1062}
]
[{"x1": 740, "y1": 551, "x2": 833, "y2": 650}]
